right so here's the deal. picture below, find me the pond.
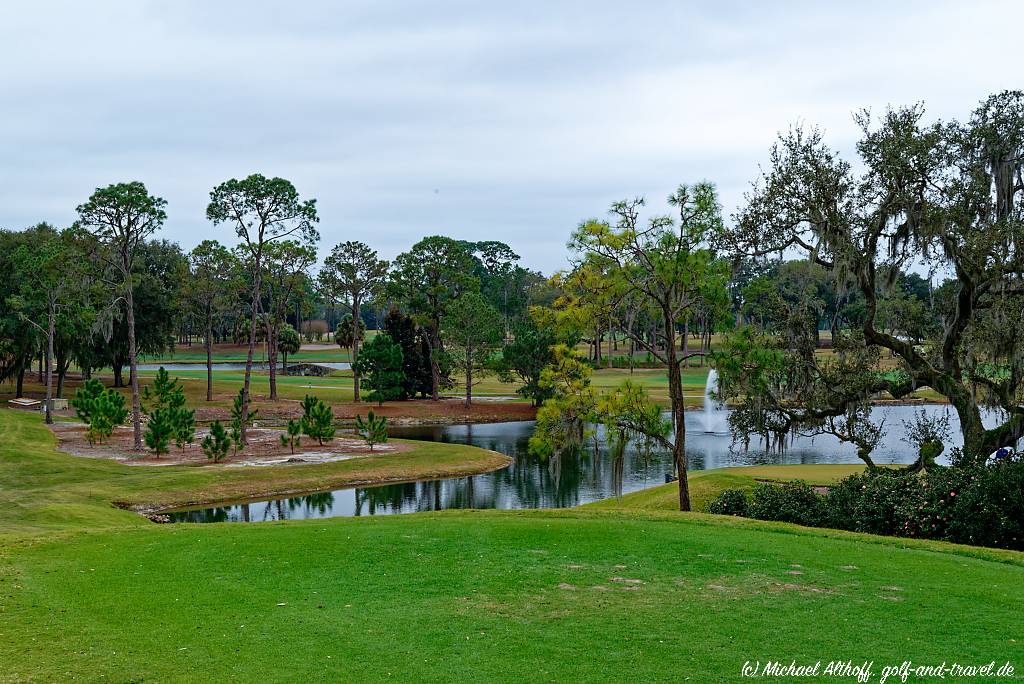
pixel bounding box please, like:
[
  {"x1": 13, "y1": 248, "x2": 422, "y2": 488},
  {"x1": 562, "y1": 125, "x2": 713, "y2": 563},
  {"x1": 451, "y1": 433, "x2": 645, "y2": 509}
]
[
  {"x1": 136, "y1": 362, "x2": 350, "y2": 372},
  {"x1": 167, "y1": 403, "x2": 980, "y2": 523}
]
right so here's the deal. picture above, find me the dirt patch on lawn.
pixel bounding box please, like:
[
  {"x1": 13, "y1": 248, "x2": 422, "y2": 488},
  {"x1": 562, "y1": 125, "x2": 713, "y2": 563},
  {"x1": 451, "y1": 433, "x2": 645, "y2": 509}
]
[{"x1": 49, "y1": 422, "x2": 410, "y2": 467}]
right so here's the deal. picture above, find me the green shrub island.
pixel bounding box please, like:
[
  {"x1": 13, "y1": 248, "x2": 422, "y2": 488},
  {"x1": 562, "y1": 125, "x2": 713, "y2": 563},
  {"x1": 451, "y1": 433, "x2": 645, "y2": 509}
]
[
  {"x1": 71, "y1": 378, "x2": 129, "y2": 446},
  {"x1": 299, "y1": 395, "x2": 335, "y2": 445},
  {"x1": 201, "y1": 420, "x2": 231, "y2": 463},
  {"x1": 708, "y1": 453, "x2": 1024, "y2": 550},
  {"x1": 141, "y1": 367, "x2": 195, "y2": 457},
  {"x1": 354, "y1": 410, "x2": 388, "y2": 450}
]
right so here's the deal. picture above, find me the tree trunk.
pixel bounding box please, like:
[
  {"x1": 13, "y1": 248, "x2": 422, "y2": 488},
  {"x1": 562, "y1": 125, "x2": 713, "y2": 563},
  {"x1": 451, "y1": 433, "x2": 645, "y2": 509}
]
[
  {"x1": 607, "y1": 319, "x2": 613, "y2": 368},
  {"x1": 464, "y1": 346, "x2": 472, "y2": 408},
  {"x1": 44, "y1": 306, "x2": 55, "y2": 425},
  {"x1": 56, "y1": 359, "x2": 69, "y2": 398},
  {"x1": 16, "y1": 363, "x2": 24, "y2": 397},
  {"x1": 241, "y1": 265, "x2": 263, "y2": 445},
  {"x1": 681, "y1": 320, "x2": 689, "y2": 367},
  {"x1": 268, "y1": 320, "x2": 278, "y2": 401},
  {"x1": 664, "y1": 309, "x2": 691, "y2": 511},
  {"x1": 113, "y1": 364, "x2": 123, "y2": 388},
  {"x1": 427, "y1": 328, "x2": 441, "y2": 401},
  {"x1": 125, "y1": 285, "x2": 142, "y2": 450},
  {"x1": 352, "y1": 298, "x2": 362, "y2": 402},
  {"x1": 205, "y1": 314, "x2": 214, "y2": 402}
]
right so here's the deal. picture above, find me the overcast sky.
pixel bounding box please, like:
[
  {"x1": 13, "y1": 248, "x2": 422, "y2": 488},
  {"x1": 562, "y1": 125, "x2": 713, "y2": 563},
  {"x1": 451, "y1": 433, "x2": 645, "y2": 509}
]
[{"x1": 1, "y1": 1, "x2": 1020, "y2": 274}]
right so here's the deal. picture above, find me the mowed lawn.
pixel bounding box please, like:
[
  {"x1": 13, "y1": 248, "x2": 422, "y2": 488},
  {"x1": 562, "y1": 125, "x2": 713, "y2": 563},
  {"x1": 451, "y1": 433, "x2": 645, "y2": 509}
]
[
  {"x1": 0, "y1": 410, "x2": 1021, "y2": 682},
  {"x1": 4, "y1": 511, "x2": 1022, "y2": 682}
]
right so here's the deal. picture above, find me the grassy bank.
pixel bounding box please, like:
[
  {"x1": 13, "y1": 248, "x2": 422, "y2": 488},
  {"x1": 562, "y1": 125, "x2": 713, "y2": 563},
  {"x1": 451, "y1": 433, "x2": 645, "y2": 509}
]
[
  {"x1": 0, "y1": 409, "x2": 1021, "y2": 682},
  {"x1": 587, "y1": 464, "x2": 875, "y2": 513}
]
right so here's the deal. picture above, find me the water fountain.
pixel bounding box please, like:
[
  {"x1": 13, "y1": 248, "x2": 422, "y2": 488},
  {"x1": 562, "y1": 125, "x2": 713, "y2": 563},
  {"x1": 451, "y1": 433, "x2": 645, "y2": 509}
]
[{"x1": 702, "y1": 368, "x2": 729, "y2": 434}]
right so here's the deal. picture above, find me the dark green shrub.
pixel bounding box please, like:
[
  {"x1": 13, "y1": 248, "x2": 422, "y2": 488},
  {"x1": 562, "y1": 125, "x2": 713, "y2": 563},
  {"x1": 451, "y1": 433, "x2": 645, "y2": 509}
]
[
  {"x1": 849, "y1": 471, "x2": 924, "y2": 537},
  {"x1": 824, "y1": 459, "x2": 1024, "y2": 550},
  {"x1": 748, "y1": 481, "x2": 825, "y2": 527},
  {"x1": 173, "y1": 408, "x2": 195, "y2": 451},
  {"x1": 820, "y1": 473, "x2": 863, "y2": 531},
  {"x1": 708, "y1": 489, "x2": 749, "y2": 516},
  {"x1": 353, "y1": 334, "x2": 405, "y2": 406},
  {"x1": 918, "y1": 459, "x2": 1024, "y2": 549},
  {"x1": 142, "y1": 368, "x2": 194, "y2": 456}
]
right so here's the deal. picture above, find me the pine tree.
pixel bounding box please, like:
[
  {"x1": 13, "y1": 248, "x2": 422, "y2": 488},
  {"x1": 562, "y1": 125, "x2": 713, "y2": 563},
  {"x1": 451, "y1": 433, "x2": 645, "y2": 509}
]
[
  {"x1": 280, "y1": 419, "x2": 302, "y2": 453},
  {"x1": 72, "y1": 379, "x2": 128, "y2": 445},
  {"x1": 201, "y1": 420, "x2": 231, "y2": 462},
  {"x1": 142, "y1": 366, "x2": 185, "y2": 413},
  {"x1": 143, "y1": 368, "x2": 194, "y2": 456},
  {"x1": 173, "y1": 408, "x2": 196, "y2": 451},
  {"x1": 299, "y1": 395, "x2": 335, "y2": 445},
  {"x1": 144, "y1": 408, "x2": 175, "y2": 456},
  {"x1": 354, "y1": 410, "x2": 388, "y2": 451},
  {"x1": 352, "y1": 333, "x2": 405, "y2": 406}
]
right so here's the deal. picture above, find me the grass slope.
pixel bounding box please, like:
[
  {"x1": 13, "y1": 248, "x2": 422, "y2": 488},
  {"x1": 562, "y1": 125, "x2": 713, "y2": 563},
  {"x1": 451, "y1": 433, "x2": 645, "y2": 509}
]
[{"x1": 0, "y1": 410, "x2": 1021, "y2": 682}]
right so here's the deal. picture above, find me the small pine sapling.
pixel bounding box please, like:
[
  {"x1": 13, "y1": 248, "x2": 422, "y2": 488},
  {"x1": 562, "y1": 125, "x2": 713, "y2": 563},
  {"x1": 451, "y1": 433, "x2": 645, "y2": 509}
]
[
  {"x1": 72, "y1": 379, "x2": 128, "y2": 445},
  {"x1": 201, "y1": 420, "x2": 231, "y2": 463},
  {"x1": 142, "y1": 366, "x2": 186, "y2": 413},
  {"x1": 144, "y1": 408, "x2": 175, "y2": 457},
  {"x1": 280, "y1": 419, "x2": 302, "y2": 454},
  {"x1": 173, "y1": 407, "x2": 196, "y2": 452},
  {"x1": 354, "y1": 410, "x2": 388, "y2": 451},
  {"x1": 299, "y1": 395, "x2": 335, "y2": 445}
]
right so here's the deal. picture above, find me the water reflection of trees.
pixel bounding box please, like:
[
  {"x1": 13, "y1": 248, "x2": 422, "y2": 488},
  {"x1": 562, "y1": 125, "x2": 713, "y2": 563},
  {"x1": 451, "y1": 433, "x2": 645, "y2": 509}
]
[
  {"x1": 176, "y1": 422, "x2": 676, "y2": 521},
  {"x1": 169, "y1": 492, "x2": 337, "y2": 523},
  {"x1": 352, "y1": 428, "x2": 674, "y2": 515}
]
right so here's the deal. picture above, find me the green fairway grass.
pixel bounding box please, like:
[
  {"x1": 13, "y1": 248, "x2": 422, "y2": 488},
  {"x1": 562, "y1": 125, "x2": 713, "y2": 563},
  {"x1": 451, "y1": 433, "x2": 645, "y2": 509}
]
[{"x1": 0, "y1": 409, "x2": 1020, "y2": 682}]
